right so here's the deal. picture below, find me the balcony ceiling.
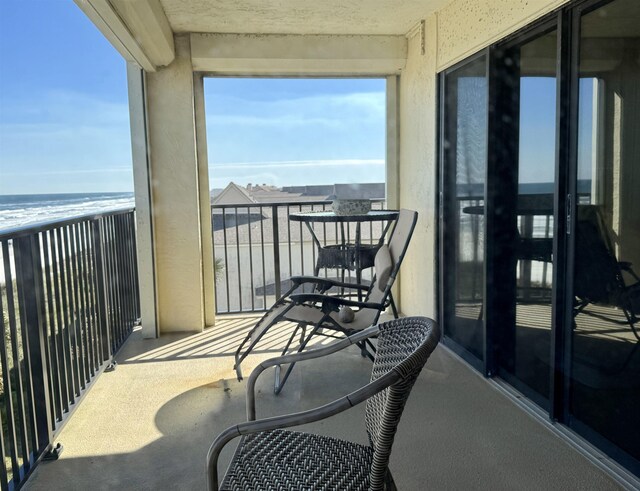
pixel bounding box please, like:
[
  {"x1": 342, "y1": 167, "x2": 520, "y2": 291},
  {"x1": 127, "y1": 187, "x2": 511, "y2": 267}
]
[{"x1": 159, "y1": 0, "x2": 451, "y2": 35}]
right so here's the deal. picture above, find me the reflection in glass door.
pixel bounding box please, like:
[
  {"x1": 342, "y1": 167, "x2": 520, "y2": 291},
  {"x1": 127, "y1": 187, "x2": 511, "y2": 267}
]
[
  {"x1": 570, "y1": 0, "x2": 640, "y2": 469},
  {"x1": 441, "y1": 55, "x2": 488, "y2": 363},
  {"x1": 493, "y1": 27, "x2": 558, "y2": 407}
]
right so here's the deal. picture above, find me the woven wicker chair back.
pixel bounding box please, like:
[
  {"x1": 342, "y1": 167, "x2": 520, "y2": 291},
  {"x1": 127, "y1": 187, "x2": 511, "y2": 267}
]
[{"x1": 364, "y1": 317, "x2": 440, "y2": 490}]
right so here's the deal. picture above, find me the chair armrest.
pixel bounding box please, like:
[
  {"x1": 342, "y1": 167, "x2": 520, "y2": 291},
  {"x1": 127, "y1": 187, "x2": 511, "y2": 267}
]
[
  {"x1": 290, "y1": 275, "x2": 369, "y2": 292},
  {"x1": 289, "y1": 292, "x2": 384, "y2": 312},
  {"x1": 619, "y1": 262, "x2": 640, "y2": 281},
  {"x1": 207, "y1": 369, "x2": 400, "y2": 491},
  {"x1": 246, "y1": 325, "x2": 380, "y2": 420}
]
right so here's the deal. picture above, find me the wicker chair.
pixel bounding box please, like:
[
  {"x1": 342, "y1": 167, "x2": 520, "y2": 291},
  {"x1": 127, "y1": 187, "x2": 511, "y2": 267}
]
[
  {"x1": 233, "y1": 209, "x2": 418, "y2": 394},
  {"x1": 207, "y1": 316, "x2": 441, "y2": 491}
]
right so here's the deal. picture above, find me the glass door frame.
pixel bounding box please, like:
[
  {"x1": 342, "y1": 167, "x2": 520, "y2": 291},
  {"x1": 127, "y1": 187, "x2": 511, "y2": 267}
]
[
  {"x1": 438, "y1": 48, "x2": 491, "y2": 375},
  {"x1": 563, "y1": 0, "x2": 640, "y2": 475},
  {"x1": 487, "y1": 15, "x2": 561, "y2": 411},
  {"x1": 438, "y1": 0, "x2": 640, "y2": 473}
]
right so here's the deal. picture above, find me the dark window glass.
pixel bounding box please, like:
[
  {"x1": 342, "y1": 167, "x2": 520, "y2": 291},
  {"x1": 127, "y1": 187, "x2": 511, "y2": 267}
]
[
  {"x1": 570, "y1": 0, "x2": 640, "y2": 465},
  {"x1": 494, "y1": 28, "x2": 558, "y2": 407},
  {"x1": 442, "y1": 56, "x2": 488, "y2": 361}
]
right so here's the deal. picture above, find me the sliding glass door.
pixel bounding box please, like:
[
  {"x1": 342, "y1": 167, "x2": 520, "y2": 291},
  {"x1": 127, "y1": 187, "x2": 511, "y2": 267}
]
[
  {"x1": 492, "y1": 25, "x2": 559, "y2": 408},
  {"x1": 569, "y1": 0, "x2": 640, "y2": 469},
  {"x1": 440, "y1": 54, "x2": 488, "y2": 365},
  {"x1": 439, "y1": 0, "x2": 640, "y2": 473}
]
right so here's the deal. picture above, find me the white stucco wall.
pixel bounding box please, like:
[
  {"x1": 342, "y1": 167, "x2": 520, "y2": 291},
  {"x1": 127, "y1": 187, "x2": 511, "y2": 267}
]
[{"x1": 397, "y1": 0, "x2": 571, "y2": 317}]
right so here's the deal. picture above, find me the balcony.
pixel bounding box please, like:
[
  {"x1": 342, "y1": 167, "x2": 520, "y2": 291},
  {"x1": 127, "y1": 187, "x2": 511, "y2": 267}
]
[
  {"x1": 2, "y1": 0, "x2": 640, "y2": 487},
  {"x1": 0, "y1": 206, "x2": 627, "y2": 490},
  {"x1": 19, "y1": 314, "x2": 620, "y2": 490}
]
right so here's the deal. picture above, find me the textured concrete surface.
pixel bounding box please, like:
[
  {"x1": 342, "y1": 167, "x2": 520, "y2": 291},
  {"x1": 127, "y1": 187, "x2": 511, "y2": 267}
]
[
  {"x1": 160, "y1": 0, "x2": 451, "y2": 35},
  {"x1": 24, "y1": 315, "x2": 621, "y2": 490}
]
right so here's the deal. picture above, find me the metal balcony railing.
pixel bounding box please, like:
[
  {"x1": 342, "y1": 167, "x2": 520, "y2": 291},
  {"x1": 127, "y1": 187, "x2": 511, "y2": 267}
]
[
  {"x1": 0, "y1": 209, "x2": 140, "y2": 490},
  {"x1": 211, "y1": 199, "x2": 387, "y2": 314}
]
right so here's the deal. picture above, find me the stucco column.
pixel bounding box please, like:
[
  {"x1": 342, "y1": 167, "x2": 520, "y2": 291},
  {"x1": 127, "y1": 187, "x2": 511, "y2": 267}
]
[
  {"x1": 144, "y1": 34, "x2": 215, "y2": 333},
  {"x1": 127, "y1": 63, "x2": 158, "y2": 338}
]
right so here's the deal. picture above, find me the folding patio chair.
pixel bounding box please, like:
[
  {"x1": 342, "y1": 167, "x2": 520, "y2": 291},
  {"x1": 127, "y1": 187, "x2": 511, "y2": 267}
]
[
  {"x1": 233, "y1": 209, "x2": 418, "y2": 393},
  {"x1": 208, "y1": 316, "x2": 440, "y2": 491},
  {"x1": 574, "y1": 205, "x2": 640, "y2": 340}
]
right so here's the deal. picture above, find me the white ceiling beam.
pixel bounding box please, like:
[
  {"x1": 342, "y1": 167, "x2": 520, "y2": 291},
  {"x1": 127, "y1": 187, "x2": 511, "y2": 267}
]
[
  {"x1": 74, "y1": 0, "x2": 174, "y2": 72},
  {"x1": 191, "y1": 33, "x2": 407, "y2": 75},
  {"x1": 110, "y1": 0, "x2": 174, "y2": 67}
]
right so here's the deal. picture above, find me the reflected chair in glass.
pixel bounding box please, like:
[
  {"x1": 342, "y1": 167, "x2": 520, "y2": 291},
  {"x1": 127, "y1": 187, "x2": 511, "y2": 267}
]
[
  {"x1": 233, "y1": 209, "x2": 418, "y2": 394},
  {"x1": 207, "y1": 316, "x2": 440, "y2": 491},
  {"x1": 574, "y1": 205, "x2": 640, "y2": 340}
]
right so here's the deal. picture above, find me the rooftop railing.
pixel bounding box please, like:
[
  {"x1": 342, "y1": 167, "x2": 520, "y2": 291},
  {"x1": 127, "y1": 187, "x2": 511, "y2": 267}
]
[
  {"x1": 0, "y1": 209, "x2": 140, "y2": 490},
  {"x1": 211, "y1": 199, "x2": 387, "y2": 314}
]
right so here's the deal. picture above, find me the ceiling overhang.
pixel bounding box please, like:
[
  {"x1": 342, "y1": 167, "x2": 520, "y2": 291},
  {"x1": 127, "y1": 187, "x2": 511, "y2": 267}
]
[
  {"x1": 75, "y1": 0, "x2": 451, "y2": 73},
  {"x1": 191, "y1": 33, "x2": 407, "y2": 75},
  {"x1": 74, "y1": 0, "x2": 175, "y2": 71}
]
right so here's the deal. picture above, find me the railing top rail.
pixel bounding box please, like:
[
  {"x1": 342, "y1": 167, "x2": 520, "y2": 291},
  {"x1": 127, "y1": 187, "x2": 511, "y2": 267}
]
[
  {"x1": 0, "y1": 207, "x2": 135, "y2": 241},
  {"x1": 211, "y1": 198, "x2": 385, "y2": 210}
]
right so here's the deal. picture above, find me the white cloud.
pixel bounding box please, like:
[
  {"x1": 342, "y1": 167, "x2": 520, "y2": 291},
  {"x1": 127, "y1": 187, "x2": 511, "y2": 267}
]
[
  {"x1": 206, "y1": 91, "x2": 385, "y2": 129},
  {"x1": 211, "y1": 159, "x2": 384, "y2": 171}
]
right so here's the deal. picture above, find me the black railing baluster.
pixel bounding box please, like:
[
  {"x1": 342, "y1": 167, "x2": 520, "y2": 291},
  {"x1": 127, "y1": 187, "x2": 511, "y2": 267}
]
[
  {"x1": 129, "y1": 212, "x2": 141, "y2": 320},
  {"x1": 0, "y1": 245, "x2": 21, "y2": 481},
  {"x1": 272, "y1": 205, "x2": 281, "y2": 300},
  {"x1": 72, "y1": 223, "x2": 90, "y2": 384},
  {"x1": 120, "y1": 215, "x2": 133, "y2": 335},
  {"x1": 114, "y1": 216, "x2": 126, "y2": 337},
  {"x1": 106, "y1": 217, "x2": 119, "y2": 348},
  {"x1": 108, "y1": 217, "x2": 122, "y2": 349},
  {"x1": 310, "y1": 204, "x2": 316, "y2": 270},
  {"x1": 247, "y1": 206, "x2": 255, "y2": 311},
  {"x1": 112, "y1": 216, "x2": 124, "y2": 347},
  {"x1": 68, "y1": 225, "x2": 86, "y2": 390},
  {"x1": 86, "y1": 220, "x2": 104, "y2": 372},
  {"x1": 92, "y1": 219, "x2": 111, "y2": 363},
  {"x1": 52, "y1": 228, "x2": 74, "y2": 411},
  {"x1": 2, "y1": 241, "x2": 30, "y2": 470},
  {"x1": 0, "y1": 405, "x2": 8, "y2": 491},
  {"x1": 79, "y1": 222, "x2": 95, "y2": 377},
  {"x1": 222, "y1": 210, "x2": 230, "y2": 313},
  {"x1": 126, "y1": 214, "x2": 136, "y2": 328},
  {"x1": 286, "y1": 205, "x2": 292, "y2": 278},
  {"x1": 15, "y1": 235, "x2": 53, "y2": 458},
  {"x1": 260, "y1": 206, "x2": 266, "y2": 309},
  {"x1": 235, "y1": 207, "x2": 242, "y2": 312},
  {"x1": 63, "y1": 226, "x2": 81, "y2": 395},
  {"x1": 298, "y1": 204, "x2": 304, "y2": 276},
  {"x1": 41, "y1": 231, "x2": 62, "y2": 426},
  {"x1": 14, "y1": 238, "x2": 40, "y2": 466}
]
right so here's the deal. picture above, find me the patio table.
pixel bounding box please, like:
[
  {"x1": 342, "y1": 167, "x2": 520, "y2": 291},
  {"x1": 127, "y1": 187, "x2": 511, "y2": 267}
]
[{"x1": 289, "y1": 210, "x2": 399, "y2": 299}]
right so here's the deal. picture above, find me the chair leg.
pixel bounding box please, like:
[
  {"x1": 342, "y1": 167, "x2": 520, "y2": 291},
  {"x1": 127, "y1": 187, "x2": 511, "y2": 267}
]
[
  {"x1": 233, "y1": 303, "x2": 296, "y2": 380},
  {"x1": 274, "y1": 324, "x2": 321, "y2": 395},
  {"x1": 389, "y1": 292, "x2": 399, "y2": 319},
  {"x1": 622, "y1": 309, "x2": 640, "y2": 341},
  {"x1": 385, "y1": 469, "x2": 398, "y2": 491},
  {"x1": 356, "y1": 339, "x2": 375, "y2": 361}
]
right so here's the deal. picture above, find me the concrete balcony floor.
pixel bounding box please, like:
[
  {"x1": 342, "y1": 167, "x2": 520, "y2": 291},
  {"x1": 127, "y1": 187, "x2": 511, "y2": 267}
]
[{"x1": 24, "y1": 314, "x2": 620, "y2": 490}]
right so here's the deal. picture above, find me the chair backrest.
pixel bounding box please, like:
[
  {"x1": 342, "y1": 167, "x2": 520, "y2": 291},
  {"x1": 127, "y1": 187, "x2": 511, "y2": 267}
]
[
  {"x1": 359, "y1": 209, "x2": 418, "y2": 326},
  {"x1": 364, "y1": 316, "x2": 440, "y2": 490},
  {"x1": 574, "y1": 205, "x2": 625, "y2": 303}
]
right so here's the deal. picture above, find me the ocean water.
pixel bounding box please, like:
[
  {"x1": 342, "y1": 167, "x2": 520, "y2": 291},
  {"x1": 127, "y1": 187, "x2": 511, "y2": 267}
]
[{"x1": 0, "y1": 192, "x2": 135, "y2": 232}]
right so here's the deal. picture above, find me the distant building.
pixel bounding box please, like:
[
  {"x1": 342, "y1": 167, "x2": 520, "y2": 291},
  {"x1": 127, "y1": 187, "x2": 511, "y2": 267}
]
[{"x1": 211, "y1": 182, "x2": 385, "y2": 206}]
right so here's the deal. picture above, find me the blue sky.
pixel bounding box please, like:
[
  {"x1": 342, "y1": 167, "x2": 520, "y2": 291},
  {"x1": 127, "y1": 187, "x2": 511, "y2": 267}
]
[
  {"x1": 0, "y1": 2, "x2": 385, "y2": 195},
  {"x1": 205, "y1": 78, "x2": 385, "y2": 189}
]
